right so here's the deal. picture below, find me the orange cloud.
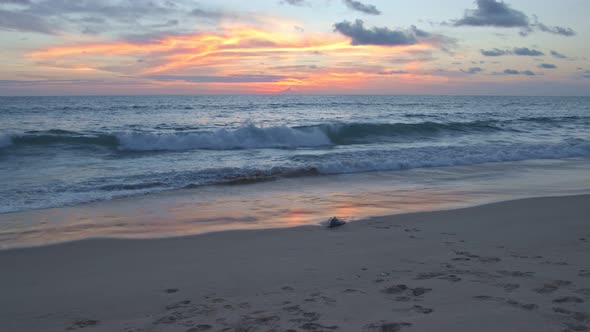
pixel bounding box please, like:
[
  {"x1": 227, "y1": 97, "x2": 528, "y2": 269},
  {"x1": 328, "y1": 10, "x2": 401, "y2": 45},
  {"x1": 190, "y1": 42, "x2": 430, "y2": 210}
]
[{"x1": 29, "y1": 26, "x2": 444, "y2": 93}]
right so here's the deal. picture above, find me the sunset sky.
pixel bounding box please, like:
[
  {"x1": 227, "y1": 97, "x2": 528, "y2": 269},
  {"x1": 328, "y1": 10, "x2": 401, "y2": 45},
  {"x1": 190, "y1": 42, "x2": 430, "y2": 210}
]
[{"x1": 1, "y1": 0, "x2": 589, "y2": 95}]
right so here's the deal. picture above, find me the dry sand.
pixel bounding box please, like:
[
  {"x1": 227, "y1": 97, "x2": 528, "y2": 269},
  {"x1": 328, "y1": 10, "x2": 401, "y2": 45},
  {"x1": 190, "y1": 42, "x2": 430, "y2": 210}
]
[{"x1": 1, "y1": 194, "x2": 589, "y2": 332}]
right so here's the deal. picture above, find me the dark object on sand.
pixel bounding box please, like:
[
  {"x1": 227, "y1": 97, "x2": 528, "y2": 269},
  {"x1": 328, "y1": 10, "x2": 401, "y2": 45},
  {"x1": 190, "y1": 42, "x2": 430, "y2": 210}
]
[{"x1": 328, "y1": 217, "x2": 346, "y2": 228}]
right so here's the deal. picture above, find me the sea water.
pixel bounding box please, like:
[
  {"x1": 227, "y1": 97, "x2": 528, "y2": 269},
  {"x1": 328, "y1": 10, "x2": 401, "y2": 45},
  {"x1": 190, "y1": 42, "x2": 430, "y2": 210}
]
[{"x1": 0, "y1": 95, "x2": 589, "y2": 247}]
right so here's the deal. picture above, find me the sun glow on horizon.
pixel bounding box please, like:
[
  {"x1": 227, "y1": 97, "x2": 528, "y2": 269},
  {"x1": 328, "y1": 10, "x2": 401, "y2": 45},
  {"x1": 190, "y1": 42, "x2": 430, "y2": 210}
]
[{"x1": 26, "y1": 25, "x2": 445, "y2": 94}]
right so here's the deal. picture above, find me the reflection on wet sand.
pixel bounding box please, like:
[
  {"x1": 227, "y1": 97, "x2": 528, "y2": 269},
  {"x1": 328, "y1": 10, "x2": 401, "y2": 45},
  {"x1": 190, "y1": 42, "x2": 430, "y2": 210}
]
[{"x1": 1, "y1": 158, "x2": 589, "y2": 249}]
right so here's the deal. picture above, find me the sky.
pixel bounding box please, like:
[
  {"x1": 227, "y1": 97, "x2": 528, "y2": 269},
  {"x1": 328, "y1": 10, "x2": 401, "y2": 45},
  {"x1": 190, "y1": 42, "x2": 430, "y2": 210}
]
[{"x1": 0, "y1": 0, "x2": 589, "y2": 96}]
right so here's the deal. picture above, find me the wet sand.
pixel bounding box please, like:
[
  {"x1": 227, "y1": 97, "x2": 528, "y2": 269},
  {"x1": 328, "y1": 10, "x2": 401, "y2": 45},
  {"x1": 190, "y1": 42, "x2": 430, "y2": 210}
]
[{"x1": 1, "y1": 194, "x2": 589, "y2": 331}]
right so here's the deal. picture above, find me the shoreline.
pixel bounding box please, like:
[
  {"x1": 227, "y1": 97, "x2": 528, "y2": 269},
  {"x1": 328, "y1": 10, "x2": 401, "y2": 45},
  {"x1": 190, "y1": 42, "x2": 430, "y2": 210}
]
[
  {"x1": 2, "y1": 157, "x2": 589, "y2": 250},
  {"x1": 0, "y1": 191, "x2": 584, "y2": 253},
  {"x1": 1, "y1": 194, "x2": 589, "y2": 331}
]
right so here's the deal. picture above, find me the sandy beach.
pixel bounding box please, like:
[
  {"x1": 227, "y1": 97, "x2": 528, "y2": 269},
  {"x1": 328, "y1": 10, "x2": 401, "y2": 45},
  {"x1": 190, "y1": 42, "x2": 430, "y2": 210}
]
[{"x1": 1, "y1": 194, "x2": 589, "y2": 332}]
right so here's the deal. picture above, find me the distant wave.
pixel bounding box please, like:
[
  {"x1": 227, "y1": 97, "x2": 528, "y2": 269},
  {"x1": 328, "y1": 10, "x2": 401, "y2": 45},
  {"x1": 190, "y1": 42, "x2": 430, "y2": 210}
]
[
  {"x1": 11, "y1": 130, "x2": 119, "y2": 148},
  {"x1": 1, "y1": 116, "x2": 588, "y2": 152},
  {"x1": 516, "y1": 115, "x2": 590, "y2": 124}
]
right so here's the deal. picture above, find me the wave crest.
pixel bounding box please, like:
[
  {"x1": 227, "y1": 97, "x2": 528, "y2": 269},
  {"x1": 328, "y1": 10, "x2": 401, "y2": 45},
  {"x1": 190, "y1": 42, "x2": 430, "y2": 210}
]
[
  {"x1": 309, "y1": 121, "x2": 501, "y2": 144},
  {"x1": 2, "y1": 116, "x2": 587, "y2": 152},
  {"x1": 116, "y1": 124, "x2": 331, "y2": 151}
]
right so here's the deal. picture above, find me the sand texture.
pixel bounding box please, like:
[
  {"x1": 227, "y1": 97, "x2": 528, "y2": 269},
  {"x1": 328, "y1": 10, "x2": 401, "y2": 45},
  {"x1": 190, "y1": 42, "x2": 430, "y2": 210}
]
[{"x1": 1, "y1": 195, "x2": 589, "y2": 332}]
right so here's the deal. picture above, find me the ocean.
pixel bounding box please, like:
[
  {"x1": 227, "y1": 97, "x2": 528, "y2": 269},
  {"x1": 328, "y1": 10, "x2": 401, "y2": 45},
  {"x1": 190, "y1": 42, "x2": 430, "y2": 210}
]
[{"x1": 1, "y1": 95, "x2": 589, "y2": 247}]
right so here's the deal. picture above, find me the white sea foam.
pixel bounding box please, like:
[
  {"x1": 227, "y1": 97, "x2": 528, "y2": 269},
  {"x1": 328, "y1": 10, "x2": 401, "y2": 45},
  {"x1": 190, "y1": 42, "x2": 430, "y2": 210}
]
[{"x1": 116, "y1": 124, "x2": 332, "y2": 151}]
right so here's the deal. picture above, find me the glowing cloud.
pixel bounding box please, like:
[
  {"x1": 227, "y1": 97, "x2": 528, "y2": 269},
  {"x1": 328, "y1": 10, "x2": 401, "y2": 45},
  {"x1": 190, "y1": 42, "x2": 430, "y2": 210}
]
[{"x1": 29, "y1": 25, "x2": 446, "y2": 93}]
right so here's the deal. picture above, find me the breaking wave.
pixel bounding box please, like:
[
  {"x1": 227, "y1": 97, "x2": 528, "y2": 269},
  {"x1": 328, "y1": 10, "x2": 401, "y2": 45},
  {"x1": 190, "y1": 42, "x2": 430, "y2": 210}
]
[{"x1": 1, "y1": 115, "x2": 588, "y2": 152}]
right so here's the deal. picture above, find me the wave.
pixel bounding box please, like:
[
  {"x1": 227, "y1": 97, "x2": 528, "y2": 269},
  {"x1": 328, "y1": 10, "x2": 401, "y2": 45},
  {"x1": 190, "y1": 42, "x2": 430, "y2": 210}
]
[
  {"x1": 108, "y1": 141, "x2": 590, "y2": 190},
  {"x1": 2, "y1": 139, "x2": 589, "y2": 214},
  {"x1": 305, "y1": 121, "x2": 501, "y2": 144},
  {"x1": 116, "y1": 124, "x2": 331, "y2": 151},
  {"x1": 516, "y1": 115, "x2": 590, "y2": 124},
  {"x1": 1, "y1": 116, "x2": 586, "y2": 152},
  {"x1": 295, "y1": 141, "x2": 590, "y2": 174},
  {"x1": 12, "y1": 131, "x2": 119, "y2": 148}
]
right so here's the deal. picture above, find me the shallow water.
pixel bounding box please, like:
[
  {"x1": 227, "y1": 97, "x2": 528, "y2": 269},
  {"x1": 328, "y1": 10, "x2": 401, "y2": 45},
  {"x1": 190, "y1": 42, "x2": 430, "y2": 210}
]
[{"x1": 1, "y1": 157, "x2": 588, "y2": 249}]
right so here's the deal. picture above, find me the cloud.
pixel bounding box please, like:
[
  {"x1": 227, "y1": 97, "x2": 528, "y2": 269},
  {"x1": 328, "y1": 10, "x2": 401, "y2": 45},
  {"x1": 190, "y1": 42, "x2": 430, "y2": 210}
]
[
  {"x1": 480, "y1": 47, "x2": 544, "y2": 57},
  {"x1": 0, "y1": 0, "x2": 183, "y2": 36},
  {"x1": 453, "y1": 0, "x2": 529, "y2": 28},
  {"x1": 497, "y1": 69, "x2": 535, "y2": 76},
  {"x1": 334, "y1": 20, "x2": 417, "y2": 45},
  {"x1": 480, "y1": 48, "x2": 507, "y2": 56},
  {"x1": 534, "y1": 22, "x2": 576, "y2": 36},
  {"x1": 190, "y1": 8, "x2": 224, "y2": 19},
  {"x1": 461, "y1": 67, "x2": 484, "y2": 74},
  {"x1": 23, "y1": 0, "x2": 176, "y2": 23},
  {"x1": 550, "y1": 50, "x2": 568, "y2": 59},
  {"x1": 538, "y1": 63, "x2": 557, "y2": 69},
  {"x1": 391, "y1": 50, "x2": 437, "y2": 63},
  {"x1": 0, "y1": 9, "x2": 55, "y2": 34},
  {"x1": 280, "y1": 0, "x2": 307, "y2": 6},
  {"x1": 342, "y1": 0, "x2": 380, "y2": 15},
  {"x1": 0, "y1": 0, "x2": 32, "y2": 4},
  {"x1": 512, "y1": 47, "x2": 543, "y2": 56},
  {"x1": 333, "y1": 19, "x2": 453, "y2": 47},
  {"x1": 147, "y1": 74, "x2": 292, "y2": 83},
  {"x1": 149, "y1": 19, "x2": 179, "y2": 29},
  {"x1": 377, "y1": 70, "x2": 408, "y2": 75},
  {"x1": 0, "y1": 79, "x2": 149, "y2": 86},
  {"x1": 450, "y1": 0, "x2": 575, "y2": 37}
]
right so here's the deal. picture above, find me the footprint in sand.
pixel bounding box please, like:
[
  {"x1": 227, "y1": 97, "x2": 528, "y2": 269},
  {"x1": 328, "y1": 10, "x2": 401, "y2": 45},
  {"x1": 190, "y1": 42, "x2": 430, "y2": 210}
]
[
  {"x1": 553, "y1": 296, "x2": 585, "y2": 303},
  {"x1": 166, "y1": 300, "x2": 191, "y2": 310},
  {"x1": 533, "y1": 280, "x2": 572, "y2": 294},
  {"x1": 496, "y1": 270, "x2": 535, "y2": 278},
  {"x1": 395, "y1": 296, "x2": 412, "y2": 302},
  {"x1": 343, "y1": 288, "x2": 366, "y2": 294},
  {"x1": 67, "y1": 319, "x2": 99, "y2": 330},
  {"x1": 366, "y1": 321, "x2": 412, "y2": 332},
  {"x1": 164, "y1": 288, "x2": 179, "y2": 293},
  {"x1": 382, "y1": 284, "x2": 432, "y2": 298},
  {"x1": 300, "y1": 322, "x2": 339, "y2": 330},
  {"x1": 414, "y1": 272, "x2": 445, "y2": 280},
  {"x1": 499, "y1": 283, "x2": 520, "y2": 292},
  {"x1": 478, "y1": 256, "x2": 502, "y2": 263},
  {"x1": 553, "y1": 307, "x2": 590, "y2": 323},
  {"x1": 410, "y1": 305, "x2": 434, "y2": 314},
  {"x1": 404, "y1": 228, "x2": 420, "y2": 233},
  {"x1": 575, "y1": 288, "x2": 590, "y2": 297},
  {"x1": 283, "y1": 304, "x2": 303, "y2": 314},
  {"x1": 186, "y1": 325, "x2": 212, "y2": 332},
  {"x1": 564, "y1": 324, "x2": 590, "y2": 332},
  {"x1": 415, "y1": 271, "x2": 461, "y2": 282},
  {"x1": 534, "y1": 284, "x2": 559, "y2": 294},
  {"x1": 474, "y1": 296, "x2": 538, "y2": 311},
  {"x1": 455, "y1": 251, "x2": 480, "y2": 259}
]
